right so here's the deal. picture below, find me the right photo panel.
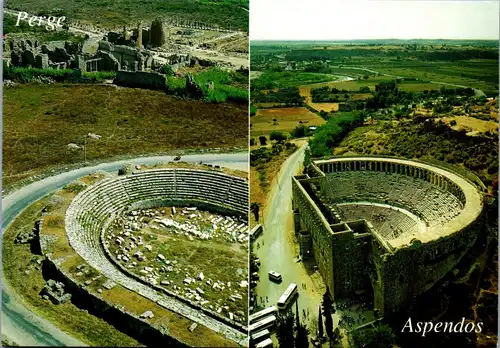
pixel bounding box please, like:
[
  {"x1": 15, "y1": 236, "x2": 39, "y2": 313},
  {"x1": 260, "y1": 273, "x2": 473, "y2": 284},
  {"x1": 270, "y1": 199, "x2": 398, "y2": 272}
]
[{"x1": 249, "y1": 1, "x2": 499, "y2": 347}]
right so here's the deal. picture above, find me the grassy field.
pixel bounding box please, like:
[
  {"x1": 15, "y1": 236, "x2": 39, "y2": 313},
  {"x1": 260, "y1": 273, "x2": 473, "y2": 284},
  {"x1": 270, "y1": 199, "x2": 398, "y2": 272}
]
[
  {"x1": 250, "y1": 107, "x2": 326, "y2": 137},
  {"x1": 252, "y1": 71, "x2": 337, "y2": 90},
  {"x1": 3, "y1": 15, "x2": 85, "y2": 42},
  {"x1": 2, "y1": 84, "x2": 247, "y2": 187},
  {"x1": 5, "y1": 0, "x2": 248, "y2": 30},
  {"x1": 365, "y1": 60, "x2": 499, "y2": 96}
]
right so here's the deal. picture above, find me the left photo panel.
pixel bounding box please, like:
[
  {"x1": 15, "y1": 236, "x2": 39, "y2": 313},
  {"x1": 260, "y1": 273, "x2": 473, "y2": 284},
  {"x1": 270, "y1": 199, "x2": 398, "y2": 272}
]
[{"x1": 2, "y1": 1, "x2": 250, "y2": 347}]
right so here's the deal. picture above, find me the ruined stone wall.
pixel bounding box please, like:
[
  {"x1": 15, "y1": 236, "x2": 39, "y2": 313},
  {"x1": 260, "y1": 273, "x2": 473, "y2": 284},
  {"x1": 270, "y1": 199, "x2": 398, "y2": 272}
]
[
  {"x1": 113, "y1": 70, "x2": 166, "y2": 90},
  {"x1": 293, "y1": 176, "x2": 377, "y2": 300},
  {"x1": 371, "y1": 213, "x2": 483, "y2": 316},
  {"x1": 292, "y1": 177, "x2": 335, "y2": 298},
  {"x1": 42, "y1": 256, "x2": 190, "y2": 347},
  {"x1": 330, "y1": 231, "x2": 372, "y2": 299}
]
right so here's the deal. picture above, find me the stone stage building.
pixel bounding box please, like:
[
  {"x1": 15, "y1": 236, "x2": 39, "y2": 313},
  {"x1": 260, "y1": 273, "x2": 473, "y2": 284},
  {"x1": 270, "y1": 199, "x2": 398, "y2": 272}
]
[{"x1": 292, "y1": 156, "x2": 484, "y2": 316}]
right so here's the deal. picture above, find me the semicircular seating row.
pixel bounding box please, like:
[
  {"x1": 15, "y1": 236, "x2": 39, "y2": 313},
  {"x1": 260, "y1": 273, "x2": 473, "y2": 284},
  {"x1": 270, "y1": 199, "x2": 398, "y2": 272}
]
[
  {"x1": 323, "y1": 171, "x2": 463, "y2": 228},
  {"x1": 65, "y1": 168, "x2": 248, "y2": 286}
]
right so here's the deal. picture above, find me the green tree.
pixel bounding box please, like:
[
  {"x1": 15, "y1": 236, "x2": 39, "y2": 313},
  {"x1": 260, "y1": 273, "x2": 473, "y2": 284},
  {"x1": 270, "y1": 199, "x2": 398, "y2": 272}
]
[
  {"x1": 250, "y1": 105, "x2": 257, "y2": 116},
  {"x1": 295, "y1": 301, "x2": 309, "y2": 348},
  {"x1": 270, "y1": 131, "x2": 287, "y2": 142},
  {"x1": 304, "y1": 148, "x2": 311, "y2": 168},
  {"x1": 318, "y1": 305, "x2": 324, "y2": 339},
  {"x1": 351, "y1": 324, "x2": 396, "y2": 348},
  {"x1": 291, "y1": 125, "x2": 306, "y2": 138},
  {"x1": 295, "y1": 324, "x2": 310, "y2": 348},
  {"x1": 323, "y1": 291, "x2": 334, "y2": 340},
  {"x1": 250, "y1": 202, "x2": 260, "y2": 222},
  {"x1": 259, "y1": 135, "x2": 267, "y2": 146},
  {"x1": 276, "y1": 312, "x2": 295, "y2": 348},
  {"x1": 162, "y1": 64, "x2": 174, "y2": 76}
]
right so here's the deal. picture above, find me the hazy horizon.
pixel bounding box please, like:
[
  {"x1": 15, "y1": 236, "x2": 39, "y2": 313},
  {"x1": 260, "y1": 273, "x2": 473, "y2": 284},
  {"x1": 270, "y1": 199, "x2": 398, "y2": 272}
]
[{"x1": 250, "y1": 0, "x2": 500, "y2": 41}]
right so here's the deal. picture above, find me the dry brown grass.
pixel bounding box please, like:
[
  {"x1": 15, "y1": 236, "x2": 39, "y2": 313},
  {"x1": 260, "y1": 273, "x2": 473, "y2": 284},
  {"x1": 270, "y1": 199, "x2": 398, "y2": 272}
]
[
  {"x1": 3, "y1": 84, "x2": 247, "y2": 187},
  {"x1": 102, "y1": 286, "x2": 237, "y2": 347},
  {"x1": 439, "y1": 116, "x2": 498, "y2": 135}
]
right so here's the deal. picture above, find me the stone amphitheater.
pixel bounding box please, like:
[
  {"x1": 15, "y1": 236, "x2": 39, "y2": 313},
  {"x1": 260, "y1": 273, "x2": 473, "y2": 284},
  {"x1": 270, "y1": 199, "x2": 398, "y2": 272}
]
[
  {"x1": 42, "y1": 166, "x2": 249, "y2": 346},
  {"x1": 292, "y1": 156, "x2": 484, "y2": 316}
]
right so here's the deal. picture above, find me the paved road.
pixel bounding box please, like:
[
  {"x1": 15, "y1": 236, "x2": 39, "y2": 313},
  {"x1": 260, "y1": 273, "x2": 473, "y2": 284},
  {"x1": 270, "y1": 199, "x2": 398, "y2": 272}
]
[
  {"x1": 2, "y1": 153, "x2": 248, "y2": 346},
  {"x1": 253, "y1": 145, "x2": 326, "y2": 327}
]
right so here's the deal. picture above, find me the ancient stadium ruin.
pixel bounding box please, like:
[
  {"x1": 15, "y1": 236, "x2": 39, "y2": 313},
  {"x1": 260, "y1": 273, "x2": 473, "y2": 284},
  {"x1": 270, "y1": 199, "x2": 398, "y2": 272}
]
[
  {"x1": 39, "y1": 166, "x2": 249, "y2": 346},
  {"x1": 292, "y1": 156, "x2": 484, "y2": 317}
]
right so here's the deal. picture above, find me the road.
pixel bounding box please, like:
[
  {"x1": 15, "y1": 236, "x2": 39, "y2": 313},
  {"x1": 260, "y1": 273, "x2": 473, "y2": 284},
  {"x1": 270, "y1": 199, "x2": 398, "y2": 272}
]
[
  {"x1": 253, "y1": 144, "x2": 326, "y2": 328},
  {"x1": 2, "y1": 152, "x2": 248, "y2": 346}
]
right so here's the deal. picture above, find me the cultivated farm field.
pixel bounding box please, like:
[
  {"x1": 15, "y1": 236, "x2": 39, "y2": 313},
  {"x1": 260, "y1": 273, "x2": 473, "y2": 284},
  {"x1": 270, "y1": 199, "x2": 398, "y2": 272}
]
[{"x1": 250, "y1": 107, "x2": 326, "y2": 136}]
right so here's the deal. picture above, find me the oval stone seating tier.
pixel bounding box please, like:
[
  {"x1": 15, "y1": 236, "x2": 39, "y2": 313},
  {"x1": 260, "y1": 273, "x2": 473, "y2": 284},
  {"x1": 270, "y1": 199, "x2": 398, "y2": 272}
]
[
  {"x1": 65, "y1": 168, "x2": 249, "y2": 343},
  {"x1": 313, "y1": 157, "x2": 483, "y2": 247}
]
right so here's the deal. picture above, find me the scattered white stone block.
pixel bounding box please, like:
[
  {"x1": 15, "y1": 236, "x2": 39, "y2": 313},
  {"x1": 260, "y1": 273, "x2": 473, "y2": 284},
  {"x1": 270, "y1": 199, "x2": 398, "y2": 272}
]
[
  {"x1": 188, "y1": 322, "x2": 198, "y2": 332},
  {"x1": 140, "y1": 310, "x2": 154, "y2": 319}
]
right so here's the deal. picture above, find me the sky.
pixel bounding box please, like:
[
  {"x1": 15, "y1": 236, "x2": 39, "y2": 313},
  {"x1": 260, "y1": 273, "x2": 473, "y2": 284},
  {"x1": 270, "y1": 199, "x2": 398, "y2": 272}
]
[{"x1": 250, "y1": 0, "x2": 500, "y2": 41}]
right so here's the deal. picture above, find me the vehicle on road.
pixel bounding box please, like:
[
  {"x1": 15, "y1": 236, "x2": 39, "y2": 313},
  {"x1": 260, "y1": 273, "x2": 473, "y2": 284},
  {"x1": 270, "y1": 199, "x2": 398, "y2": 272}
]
[
  {"x1": 255, "y1": 338, "x2": 273, "y2": 348},
  {"x1": 251, "y1": 329, "x2": 270, "y2": 343},
  {"x1": 252, "y1": 272, "x2": 260, "y2": 280},
  {"x1": 250, "y1": 224, "x2": 263, "y2": 240},
  {"x1": 173, "y1": 156, "x2": 181, "y2": 161},
  {"x1": 249, "y1": 306, "x2": 278, "y2": 324},
  {"x1": 277, "y1": 283, "x2": 298, "y2": 310},
  {"x1": 268, "y1": 270, "x2": 282, "y2": 282},
  {"x1": 248, "y1": 315, "x2": 277, "y2": 334}
]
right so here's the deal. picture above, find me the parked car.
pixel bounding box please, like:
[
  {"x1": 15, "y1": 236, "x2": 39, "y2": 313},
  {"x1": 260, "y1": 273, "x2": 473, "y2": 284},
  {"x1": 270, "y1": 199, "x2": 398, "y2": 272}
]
[{"x1": 268, "y1": 270, "x2": 282, "y2": 282}]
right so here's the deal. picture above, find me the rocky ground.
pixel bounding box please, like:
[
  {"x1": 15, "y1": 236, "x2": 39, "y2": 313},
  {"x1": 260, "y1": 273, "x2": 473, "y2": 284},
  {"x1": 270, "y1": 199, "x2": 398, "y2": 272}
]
[{"x1": 105, "y1": 206, "x2": 249, "y2": 322}]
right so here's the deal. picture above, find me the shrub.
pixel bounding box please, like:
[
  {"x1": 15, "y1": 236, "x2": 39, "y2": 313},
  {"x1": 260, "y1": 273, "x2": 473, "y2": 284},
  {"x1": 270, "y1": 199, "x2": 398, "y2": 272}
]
[
  {"x1": 270, "y1": 131, "x2": 287, "y2": 142},
  {"x1": 291, "y1": 125, "x2": 307, "y2": 138}
]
